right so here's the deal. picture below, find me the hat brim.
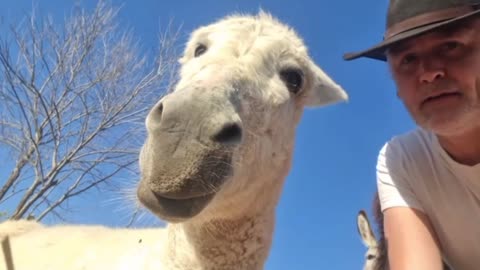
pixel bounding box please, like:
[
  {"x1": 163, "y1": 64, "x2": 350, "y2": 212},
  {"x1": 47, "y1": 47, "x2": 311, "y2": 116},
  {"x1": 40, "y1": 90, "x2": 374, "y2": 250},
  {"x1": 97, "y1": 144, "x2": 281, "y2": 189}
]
[{"x1": 343, "y1": 9, "x2": 480, "y2": 61}]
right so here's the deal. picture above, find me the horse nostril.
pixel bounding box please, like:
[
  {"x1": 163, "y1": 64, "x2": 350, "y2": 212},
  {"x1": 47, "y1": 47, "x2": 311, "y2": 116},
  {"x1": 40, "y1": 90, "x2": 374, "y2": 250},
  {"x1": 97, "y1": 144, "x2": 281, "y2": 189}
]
[
  {"x1": 158, "y1": 103, "x2": 163, "y2": 113},
  {"x1": 212, "y1": 123, "x2": 242, "y2": 145},
  {"x1": 157, "y1": 102, "x2": 163, "y2": 116},
  {"x1": 150, "y1": 102, "x2": 164, "y2": 122}
]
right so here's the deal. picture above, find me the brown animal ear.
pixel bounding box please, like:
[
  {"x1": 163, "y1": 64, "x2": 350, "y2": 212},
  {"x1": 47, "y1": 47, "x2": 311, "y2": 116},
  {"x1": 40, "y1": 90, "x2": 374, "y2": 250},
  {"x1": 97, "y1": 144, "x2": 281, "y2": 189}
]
[
  {"x1": 304, "y1": 61, "x2": 348, "y2": 107},
  {"x1": 357, "y1": 210, "x2": 378, "y2": 247}
]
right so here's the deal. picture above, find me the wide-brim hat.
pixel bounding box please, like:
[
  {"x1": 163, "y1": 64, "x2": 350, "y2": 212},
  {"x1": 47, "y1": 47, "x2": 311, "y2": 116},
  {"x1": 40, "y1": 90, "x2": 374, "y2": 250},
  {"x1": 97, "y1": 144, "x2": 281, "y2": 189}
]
[{"x1": 343, "y1": 0, "x2": 480, "y2": 61}]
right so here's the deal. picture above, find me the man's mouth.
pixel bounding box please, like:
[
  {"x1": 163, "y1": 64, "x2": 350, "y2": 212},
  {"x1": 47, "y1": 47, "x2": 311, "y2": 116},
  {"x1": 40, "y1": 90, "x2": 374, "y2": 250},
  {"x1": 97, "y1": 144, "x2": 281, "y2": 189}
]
[{"x1": 422, "y1": 91, "x2": 462, "y2": 105}]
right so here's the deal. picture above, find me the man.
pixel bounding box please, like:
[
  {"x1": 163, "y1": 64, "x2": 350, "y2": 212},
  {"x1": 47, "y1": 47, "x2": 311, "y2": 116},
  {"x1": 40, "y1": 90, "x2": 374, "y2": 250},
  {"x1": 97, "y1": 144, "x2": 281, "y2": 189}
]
[{"x1": 344, "y1": 0, "x2": 480, "y2": 269}]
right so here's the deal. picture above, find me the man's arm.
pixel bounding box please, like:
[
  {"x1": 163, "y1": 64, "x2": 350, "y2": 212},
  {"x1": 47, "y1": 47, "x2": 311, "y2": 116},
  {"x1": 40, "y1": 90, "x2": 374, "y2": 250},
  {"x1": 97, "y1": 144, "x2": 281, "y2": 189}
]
[{"x1": 384, "y1": 207, "x2": 443, "y2": 270}]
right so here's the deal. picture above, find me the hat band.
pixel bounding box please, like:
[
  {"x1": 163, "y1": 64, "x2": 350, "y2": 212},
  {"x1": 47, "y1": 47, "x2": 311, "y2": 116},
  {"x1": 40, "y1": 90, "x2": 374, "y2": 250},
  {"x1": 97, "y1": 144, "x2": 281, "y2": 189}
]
[{"x1": 384, "y1": 5, "x2": 476, "y2": 39}]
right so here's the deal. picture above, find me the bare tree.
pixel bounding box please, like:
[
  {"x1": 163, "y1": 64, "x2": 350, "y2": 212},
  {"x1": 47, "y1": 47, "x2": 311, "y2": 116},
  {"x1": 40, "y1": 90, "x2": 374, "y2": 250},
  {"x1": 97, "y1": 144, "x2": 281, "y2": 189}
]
[{"x1": 0, "y1": 1, "x2": 178, "y2": 221}]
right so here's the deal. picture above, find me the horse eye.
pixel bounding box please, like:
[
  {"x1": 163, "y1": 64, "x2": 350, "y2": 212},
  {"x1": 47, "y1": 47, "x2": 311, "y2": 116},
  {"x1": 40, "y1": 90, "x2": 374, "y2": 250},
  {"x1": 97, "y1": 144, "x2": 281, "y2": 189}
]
[
  {"x1": 367, "y1": 254, "x2": 376, "y2": 260},
  {"x1": 280, "y1": 68, "x2": 303, "y2": 94},
  {"x1": 194, "y1": 44, "x2": 207, "y2": 57}
]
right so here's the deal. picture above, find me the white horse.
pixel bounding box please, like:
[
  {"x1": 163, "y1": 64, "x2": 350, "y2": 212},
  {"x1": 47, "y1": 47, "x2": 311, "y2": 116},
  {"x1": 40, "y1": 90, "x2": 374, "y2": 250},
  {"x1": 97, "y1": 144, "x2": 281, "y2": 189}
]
[{"x1": 0, "y1": 12, "x2": 348, "y2": 270}]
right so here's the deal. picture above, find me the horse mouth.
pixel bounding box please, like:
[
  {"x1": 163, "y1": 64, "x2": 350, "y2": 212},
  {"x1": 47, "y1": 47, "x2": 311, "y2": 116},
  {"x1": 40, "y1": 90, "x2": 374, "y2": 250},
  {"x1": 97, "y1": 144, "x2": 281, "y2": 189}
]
[
  {"x1": 137, "y1": 180, "x2": 218, "y2": 222},
  {"x1": 137, "y1": 145, "x2": 235, "y2": 222}
]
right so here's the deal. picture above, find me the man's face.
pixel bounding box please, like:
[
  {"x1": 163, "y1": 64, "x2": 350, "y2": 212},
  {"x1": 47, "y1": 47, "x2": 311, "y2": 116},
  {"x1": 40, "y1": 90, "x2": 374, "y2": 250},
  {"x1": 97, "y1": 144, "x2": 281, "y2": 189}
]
[{"x1": 387, "y1": 17, "x2": 480, "y2": 136}]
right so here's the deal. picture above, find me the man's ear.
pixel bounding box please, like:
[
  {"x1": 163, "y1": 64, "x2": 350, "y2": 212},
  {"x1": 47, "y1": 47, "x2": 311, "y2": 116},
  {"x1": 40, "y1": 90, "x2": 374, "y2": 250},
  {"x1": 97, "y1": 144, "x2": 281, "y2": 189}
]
[{"x1": 304, "y1": 62, "x2": 348, "y2": 107}]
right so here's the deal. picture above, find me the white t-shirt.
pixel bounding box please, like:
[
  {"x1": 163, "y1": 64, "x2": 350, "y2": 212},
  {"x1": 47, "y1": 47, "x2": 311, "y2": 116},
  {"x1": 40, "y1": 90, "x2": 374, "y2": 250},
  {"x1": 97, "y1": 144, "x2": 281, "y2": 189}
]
[{"x1": 377, "y1": 128, "x2": 480, "y2": 270}]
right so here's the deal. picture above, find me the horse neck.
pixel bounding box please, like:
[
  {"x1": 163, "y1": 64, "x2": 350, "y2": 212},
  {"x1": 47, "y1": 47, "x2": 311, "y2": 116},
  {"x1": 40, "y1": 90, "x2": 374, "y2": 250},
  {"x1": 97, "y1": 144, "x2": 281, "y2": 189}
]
[{"x1": 163, "y1": 211, "x2": 275, "y2": 270}]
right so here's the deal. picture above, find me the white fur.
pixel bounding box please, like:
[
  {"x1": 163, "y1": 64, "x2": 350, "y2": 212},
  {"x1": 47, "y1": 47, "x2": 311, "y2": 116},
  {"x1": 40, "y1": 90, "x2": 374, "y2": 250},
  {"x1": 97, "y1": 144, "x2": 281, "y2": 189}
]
[{"x1": 0, "y1": 12, "x2": 347, "y2": 270}]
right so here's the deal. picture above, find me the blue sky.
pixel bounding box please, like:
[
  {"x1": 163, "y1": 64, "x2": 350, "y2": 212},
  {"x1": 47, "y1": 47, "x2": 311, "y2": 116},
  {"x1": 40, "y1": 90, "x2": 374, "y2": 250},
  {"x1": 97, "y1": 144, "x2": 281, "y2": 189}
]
[{"x1": 0, "y1": 1, "x2": 418, "y2": 269}]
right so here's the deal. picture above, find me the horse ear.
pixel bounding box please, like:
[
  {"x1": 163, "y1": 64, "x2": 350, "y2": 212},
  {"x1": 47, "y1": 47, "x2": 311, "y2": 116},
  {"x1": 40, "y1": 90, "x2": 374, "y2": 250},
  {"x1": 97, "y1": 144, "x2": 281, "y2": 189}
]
[
  {"x1": 304, "y1": 62, "x2": 348, "y2": 107},
  {"x1": 357, "y1": 210, "x2": 378, "y2": 247}
]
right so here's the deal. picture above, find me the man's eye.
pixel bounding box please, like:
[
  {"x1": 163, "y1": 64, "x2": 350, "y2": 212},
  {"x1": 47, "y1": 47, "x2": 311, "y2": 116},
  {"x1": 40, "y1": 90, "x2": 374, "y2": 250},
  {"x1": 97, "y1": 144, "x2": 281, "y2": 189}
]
[
  {"x1": 400, "y1": 54, "x2": 417, "y2": 65},
  {"x1": 442, "y1": 41, "x2": 460, "y2": 52}
]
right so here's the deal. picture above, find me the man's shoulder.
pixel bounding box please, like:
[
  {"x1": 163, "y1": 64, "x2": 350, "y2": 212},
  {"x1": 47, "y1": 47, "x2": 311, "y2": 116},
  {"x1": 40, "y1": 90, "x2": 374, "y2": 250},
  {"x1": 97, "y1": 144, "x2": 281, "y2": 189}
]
[
  {"x1": 380, "y1": 128, "x2": 436, "y2": 160},
  {"x1": 390, "y1": 128, "x2": 433, "y2": 145}
]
